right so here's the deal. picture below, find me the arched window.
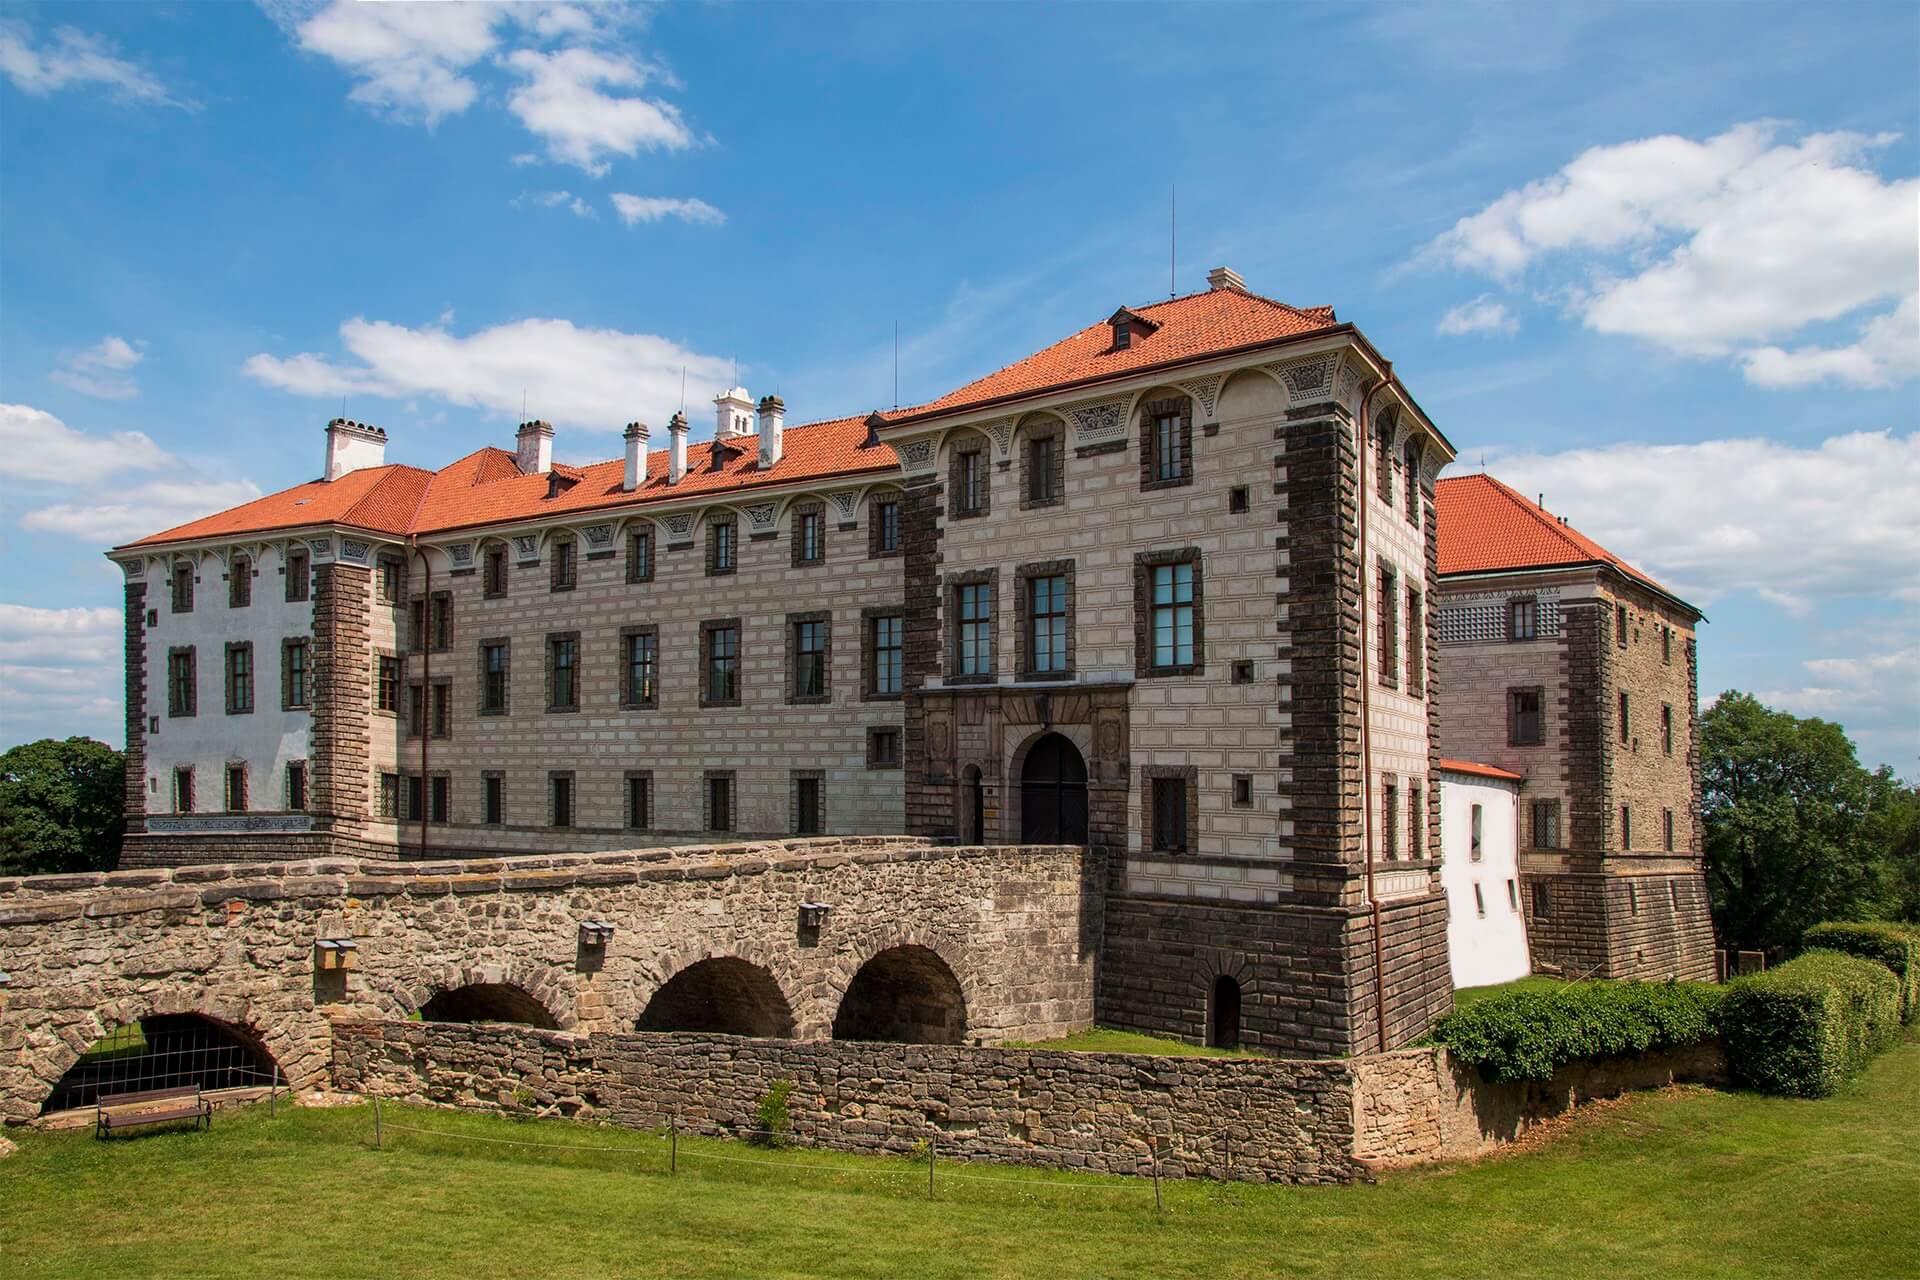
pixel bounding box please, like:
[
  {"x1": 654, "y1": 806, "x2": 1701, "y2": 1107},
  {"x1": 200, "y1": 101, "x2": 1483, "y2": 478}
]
[{"x1": 1019, "y1": 733, "x2": 1088, "y2": 845}]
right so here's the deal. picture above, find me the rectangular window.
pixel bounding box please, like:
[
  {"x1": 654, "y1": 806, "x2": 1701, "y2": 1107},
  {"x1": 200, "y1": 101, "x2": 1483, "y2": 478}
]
[
  {"x1": 1532, "y1": 881, "x2": 1553, "y2": 918},
  {"x1": 551, "y1": 537, "x2": 577, "y2": 592},
  {"x1": 404, "y1": 775, "x2": 424, "y2": 823},
  {"x1": 431, "y1": 593, "x2": 452, "y2": 652},
  {"x1": 1232, "y1": 775, "x2": 1253, "y2": 808},
  {"x1": 481, "y1": 641, "x2": 509, "y2": 713},
  {"x1": 229, "y1": 555, "x2": 251, "y2": 608},
  {"x1": 1473, "y1": 882, "x2": 1486, "y2": 918},
  {"x1": 708, "y1": 519, "x2": 736, "y2": 574},
  {"x1": 1377, "y1": 565, "x2": 1399, "y2": 688},
  {"x1": 957, "y1": 450, "x2": 985, "y2": 515},
  {"x1": 484, "y1": 547, "x2": 509, "y2": 598},
  {"x1": 874, "y1": 498, "x2": 900, "y2": 554},
  {"x1": 430, "y1": 682, "x2": 450, "y2": 739},
  {"x1": 282, "y1": 639, "x2": 309, "y2": 710},
  {"x1": 1661, "y1": 703, "x2": 1674, "y2": 755},
  {"x1": 1469, "y1": 802, "x2": 1483, "y2": 861},
  {"x1": 623, "y1": 629, "x2": 658, "y2": 708},
  {"x1": 1153, "y1": 413, "x2": 1186, "y2": 482},
  {"x1": 1151, "y1": 561, "x2": 1195, "y2": 669},
  {"x1": 1663, "y1": 808, "x2": 1676, "y2": 851},
  {"x1": 1410, "y1": 782, "x2": 1424, "y2": 860},
  {"x1": 379, "y1": 772, "x2": 399, "y2": 819},
  {"x1": 1027, "y1": 573, "x2": 1069, "y2": 675},
  {"x1": 1406, "y1": 588, "x2": 1424, "y2": 696},
  {"x1": 797, "y1": 510, "x2": 824, "y2": 564},
  {"x1": 375, "y1": 654, "x2": 400, "y2": 713},
  {"x1": 548, "y1": 634, "x2": 578, "y2": 711},
  {"x1": 703, "y1": 622, "x2": 740, "y2": 705},
  {"x1": 627, "y1": 773, "x2": 652, "y2": 829},
  {"x1": 406, "y1": 683, "x2": 425, "y2": 739},
  {"x1": 225, "y1": 643, "x2": 253, "y2": 714},
  {"x1": 1619, "y1": 691, "x2": 1631, "y2": 744},
  {"x1": 1028, "y1": 435, "x2": 1059, "y2": 504},
  {"x1": 1616, "y1": 602, "x2": 1629, "y2": 647},
  {"x1": 1383, "y1": 780, "x2": 1399, "y2": 861},
  {"x1": 1507, "y1": 879, "x2": 1519, "y2": 912},
  {"x1": 286, "y1": 761, "x2": 307, "y2": 811},
  {"x1": 1509, "y1": 687, "x2": 1543, "y2": 746},
  {"x1": 286, "y1": 549, "x2": 309, "y2": 603},
  {"x1": 795, "y1": 775, "x2": 823, "y2": 835},
  {"x1": 870, "y1": 614, "x2": 903, "y2": 697},
  {"x1": 1151, "y1": 777, "x2": 1188, "y2": 853},
  {"x1": 707, "y1": 773, "x2": 733, "y2": 833},
  {"x1": 483, "y1": 773, "x2": 504, "y2": 826},
  {"x1": 225, "y1": 765, "x2": 247, "y2": 813},
  {"x1": 792, "y1": 618, "x2": 828, "y2": 701},
  {"x1": 407, "y1": 598, "x2": 426, "y2": 652},
  {"x1": 429, "y1": 775, "x2": 450, "y2": 824},
  {"x1": 1228, "y1": 485, "x2": 1250, "y2": 514},
  {"x1": 1405, "y1": 447, "x2": 1421, "y2": 523},
  {"x1": 171, "y1": 564, "x2": 194, "y2": 613},
  {"x1": 1531, "y1": 799, "x2": 1562, "y2": 849},
  {"x1": 1620, "y1": 805, "x2": 1633, "y2": 849},
  {"x1": 167, "y1": 648, "x2": 197, "y2": 717},
  {"x1": 173, "y1": 766, "x2": 194, "y2": 814},
  {"x1": 957, "y1": 582, "x2": 992, "y2": 676},
  {"x1": 1377, "y1": 432, "x2": 1394, "y2": 509},
  {"x1": 627, "y1": 530, "x2": 654, "y2": 583},
  {"x1": 551, "y1": 773, "x2": 574, "y2": 828},
  {"x1": 1509, "y1": 597, "x2": 1537, "y2": 641},
  {"x1": 868, "y1": 727, "x2": 900, "y2": 769},
  {"x1": 377, "y1": 556, "x2": 403, "y2": 605},
  {"x1": 1662, "y1": 625, "x2": 1673, "y2": 664}
]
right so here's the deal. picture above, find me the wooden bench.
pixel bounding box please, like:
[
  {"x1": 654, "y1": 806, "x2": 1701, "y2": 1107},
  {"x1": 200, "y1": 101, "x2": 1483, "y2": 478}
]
[{"x1": 95, "y1": 1085, "x2": 212, "y2": 1139}]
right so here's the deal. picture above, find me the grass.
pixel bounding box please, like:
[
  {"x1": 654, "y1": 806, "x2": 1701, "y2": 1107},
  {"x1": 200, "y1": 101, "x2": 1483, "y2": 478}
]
[
  {"x1": 3, "y1": 1039, "x2": 1917, "y2": 1280},
  {"x1": 1004, "y1": 1025, "x2": 1263, "y2": 1057},
  {"x1": 1450, "y1": 975, "x2": 1566, "y2": 1011}
]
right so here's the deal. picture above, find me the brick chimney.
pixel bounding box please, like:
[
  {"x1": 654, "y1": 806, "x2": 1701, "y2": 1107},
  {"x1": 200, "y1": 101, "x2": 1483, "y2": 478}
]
[
  {"x1": 324, "y1": 418, "x2": 386, "y2": 482},
  {"x1": 1207, "y1": 266, "x2": 1246, "y2": 292},
  {"x1": 714, "y1": 386, "x2": 754, "y2": 440},
  {"x1": 757, "y1": 395, "x2": 785, "y2": 469},
  {"x1": 515, "y1": 421, "x2": 554, "y2": 475},
  {"x1": 667, "y1": 411, "x2": 689, "y2": 484},
  {"x1": 623, "y1": 421, "x2": 650, "y2": 491}
]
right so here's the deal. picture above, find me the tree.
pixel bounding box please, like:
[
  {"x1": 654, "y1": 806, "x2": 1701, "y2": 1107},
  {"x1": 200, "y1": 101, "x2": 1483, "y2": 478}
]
[
  {"x1": 1700, "y1": 692, "x2": 1914, "y2": 951},
  {"x1": 0, "y1": 737, "x2": 125, "y2": 876}
]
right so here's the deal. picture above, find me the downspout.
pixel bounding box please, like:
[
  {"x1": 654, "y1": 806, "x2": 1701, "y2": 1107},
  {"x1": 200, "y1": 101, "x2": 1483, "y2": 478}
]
[
  {"x1": 413, "y1": 535, "x2": 430, "y2": 861},
  {"x1": 1354, "y1": 362, "x2": 1390, "y2": 1054}
]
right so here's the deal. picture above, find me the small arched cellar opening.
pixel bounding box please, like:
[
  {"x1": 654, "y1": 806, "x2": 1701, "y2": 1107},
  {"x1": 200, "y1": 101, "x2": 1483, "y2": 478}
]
[
  {"x1": 43, "y1": 1014, "x2": 279, "y2": 1115},
  {"x1": 1208, "y1": 975, "x2": 1242, "y2": 1051},
  {"x1": 832, "y1": 945, "x2": 968, "y2": 1045},
  {"x1": 636, "y1": 958, "x2": 795, "y2": 1038},
  {"x1": 418, "y1": 983, "x2": 560, "y2": 1029}
]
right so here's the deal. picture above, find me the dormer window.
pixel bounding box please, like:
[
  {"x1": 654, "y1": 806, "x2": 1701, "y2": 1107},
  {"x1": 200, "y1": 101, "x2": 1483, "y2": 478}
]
[
  {"x1": 545, "y1": 472, "x2": 577, "y2": 500},
  {"x1": 1107, "y1": 307, "x2": 1159, "y2": 352}
]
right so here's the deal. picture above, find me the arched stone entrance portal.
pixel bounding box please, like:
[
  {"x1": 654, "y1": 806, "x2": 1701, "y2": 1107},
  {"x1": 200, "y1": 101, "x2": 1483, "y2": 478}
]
[
  {"x1": 636, "y1": 958, "x2": 795, "y2": 1037},
  {"x1": 833, "y1": 945, "x2": 968, "y2": 1044},
  {"x1": 419, "y1": 983, "x2": 560, "y2": 1029},
  {"x1": 1020, "y1": 732, "x2": 1088, "y2": 845},
  {"x1": 42, "y1": 1013, "x2": 280, "y2": 1114}
]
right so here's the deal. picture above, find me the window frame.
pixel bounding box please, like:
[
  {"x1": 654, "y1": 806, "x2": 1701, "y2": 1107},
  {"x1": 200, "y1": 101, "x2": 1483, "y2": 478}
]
[
  {"x1": 550, "y1": 536, "x2": 577, "y2": 593},
  {"x1": 1143, "y1": 766, "x2": 1196, "y2": 854},
  {"x1": 1141, "y1": 395, "x2": 1194, "y2": 490},
  {"x1": 1020, "y1": 423, "x2": 1065, "y2": 509},
  {"x1": 228, "y1": 554, "x2": 252, "y2": 609},
  {"x1": 549, "y1": 771, "x2": 575, "y2": 829},
  {"x1": 285, "y1": 548, "x2": 310, "y2": 603},
  {"x1": 866, "y1": 726, "x2": 901, "y2": 770},
  {"x1": 791, "y1": 502, "x2": 827, "y2": 568},
  {"x1": 171, "y1": 563, "x2": 194, "y2": 614},
  {"x1": 787, "y1": 611, "x2": 832, "y2": 705},
  {"x1": 478, "y1": 638, "x2": 510, "y2": 715},
  {"x1": 1134, "y1": 548, "x2": 1204, "y2": 677},
  {"x1": 224, "y1": 763, "x2": 248, "y2": 813},
  {"x1": 626, "y1": 770, "x2": 653, "y2": 830},
  {"x1": 1508, "y1": 596, "x2": 1538, "y2": 642},
  {"x1": 224, "y1": 641, "x2": 254, "y2": 716},
  {"x1": 706, "y1": 517, "x2": 737, "y2": 576},
  {"x1": 1377, "y1": 562, "x2": 1399, "y2": 689},
  {"x1": 281, "y1": 638, "x2": 310, "y2": 710},
  {"x1": 167, "y1": 646, "x2": 197, "y2": 718},
  {"x1": 483, "y1": 546, "x2": 510, "y2": 598},
  {"x1": 626, "y1": 527, "x2": 655, "y2": 584},
  {"x1": 286, "y1": 760, "x2": 308, "y2": 811},
  {"x1": 863, "y1": 608, "x2": 905, "y2": 701},
  {"x1": 620, "y1": 625, "x2": 660, "y2": 710},
  {"x1": 1016, "y1": 559, "x2": 1075, "y2": 681},
  {"x1": 699, "y1": 618, "x2": 743, "y2": 708},
  {"x1": 1508, "y1": 686, "x2": 1544, "y2": 746},
  {"x1": 482, "y1": 772, "x2": 505, "y2": 826},
  {"x1": 545, "y1": 630, "x2": 581, "y2": 713},
  {"x1": 868, "y1": 494, "x2": 901, "y2": 558},
  {"x1": 172, "y1": 765, "x2": 195, "y2": 814},
  {"x1": 704, "y1": 769, "x2": 735, "y2": 833},
  {"x1": 374, "y1": 652, "x2": 401, "y2": 715}
]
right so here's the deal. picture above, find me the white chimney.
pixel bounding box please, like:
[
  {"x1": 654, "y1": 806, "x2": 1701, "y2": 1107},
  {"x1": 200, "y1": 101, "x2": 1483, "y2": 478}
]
[
  {"x1": 515, "y1": 421, "x2": 554, "y2": 475},
  {"x1": 756, "y1": 395, "x2": 785, "y2": 469},
  {"x1": 324, "y1": 418, "x2": 387, "y2": 482},
  {"x1": 714, "y1": 386, "x2": 754, "y2": 440},
  {"x1": 667, "y1": 411, "x2": 689, "y2": 484},
  {"x1": 1207, "y1": 265, "x2": 1246, "y2": 292},
  {"x1": 623, "y1": 421, "x2": 650, "y2": 491}
]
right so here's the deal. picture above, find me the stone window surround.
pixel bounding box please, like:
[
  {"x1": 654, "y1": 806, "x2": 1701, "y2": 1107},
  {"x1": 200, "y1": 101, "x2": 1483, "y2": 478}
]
[
  {"x1": 1133, "y1": 547, "x2": 1204, "y2": 678},
  {"x1": 478, "y1": 637, "x2": 510, "y2": 716},
  {"x1": 785, "y1": 610, "x2": 832, "y2": 705},
  {"x1": 223, "y1": 760, "x2": 248, "y2": 813},
  {"x1": 549, "y1": 770, "x2": 575, "y2": 828},
  {"x1": 866, "y1": 725, "x2": 902, "y2": 770},
  {"x1": 483, "y1": 544, "x2": 510, "y2": 599},
  {"x1": 1141, "y1": 764, "x2": 1198, "y2": 855},
  {"x1": 948, "y1": 434, "x2": 991, "y2": 520},
  {"x1": 482, "y1": 770, "x2": 506, "y2": 826},
  {"x1": 699, "y1": 617, "x2": 743, "y2": 708},
  {"x1": 1014, "y1": 558, "x2": 1076, "y2": 681},
  {"x1": 861, "y1": 605, "x2": 906, "y2": 701},
  {"x1": 1381, "y1": 773, "x2": 1400, "y2": 861},
  {"x1": 167, "y1": 644, "x2": 197, "y2": 718},
  {"x1": 173, "y1": 764, "x2": 195, "y2": 814},
  {"x1": 790, "y1": 768, "x2": 826, "y2": 835},
  {"x1": 545, "y1": 629, "x2": 582, "y2": 713},
  {"x1": 376, "y1": 555, "x2": 405, "y2": 606},
  {"x1": 373, "y1": 649, "x2": 401, "y2": 717},
  {"x1": 1376, "y1": 559, "x2": 1399, "y2": 691},
  {"x1": 1508, "y1": 595, "x2": 1539, "y2": 642},
  {"x1": 867, "y1": 492, "x2": 902, "y2": 559},
  {"x1": 945, "y1": 567, "x2": 999, "y2": 685},
  {"x1": 1508, "y1": 685, "x2": 1544, "y2": 747},
  {"x1": 228, "y1": 554, "x2": 252, "y2": 609},
  {"x1": 550, "y1": 535, "x2": 578, "y2": 593},
  {"x1": 626, "y1": 526, "x2": 655, "y2": 584},
  {"x1": 403, "y1": 678, "x2": 452, "y2": 740},
  {"x1": 171, "y1": 563, "x2": 195, "y2": 614},
  {"x1": 281, "y1": 637, "x2": 310, "y2": 710},
  {"x1": 625, "y1": 768, "x2": 654, "y2": 830},
  {"x1": 706, "y1": 518, "x2": 738, "y2": 577},
  {"x1": 790, "y1": 500, "x2": 827, "y2": 569},
  {"x1": 285, "y1": 549, "x2": 310, "y2": 603},
  {"x1": 1139, "y1": 394, "x2": 1195, "y2": 491},
  {"x1": 703, "y1": 768, "x2": 736, "y2": 833},
  {"x1": 619, "y1": 624, "x2": 660, "y2": 710},
  {"x1": 1019, "y1": 419, "x2": 1066, "y2": 510},
  {"x1": 286, "y1": 759, "x2": 308, "y2": 811},
  {"x1": 1231, "y1": 774, "x2": 1253, "y2": 808},
  {"x1": 1405, "y1": 586, "x2": 1425, "y2": 697},
  {"x1": 1530, "y1": 797, "x2": 1562, "y2": 849}
]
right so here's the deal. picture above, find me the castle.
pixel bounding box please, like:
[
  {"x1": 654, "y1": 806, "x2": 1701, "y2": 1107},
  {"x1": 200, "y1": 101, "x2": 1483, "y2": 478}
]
[{"x1": 103, "y1": 267, "x2": 1715, "y2": 1056}]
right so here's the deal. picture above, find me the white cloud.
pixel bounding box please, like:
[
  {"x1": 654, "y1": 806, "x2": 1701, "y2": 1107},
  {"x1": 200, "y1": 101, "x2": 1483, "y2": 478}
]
[
  {"x1": 244, "y1": 315, "x2": 733, "y2": 432},
  {"x1": 0, "y1": 21, "x2": 195, "y2": 108},
  {"x1": 514, "y1": 189, "x2": 597, "y2": 219},
  {"x1": 0, "y1": 604, "x2": 120, "y2": 666},
  {"x1": 285, "y1": 0, "x2": 501, "y2": 125},
  {"x1": 48, "y1": 336, "x2": 145, "y2": 400},
  {"x1": 22, "y1": 478, "x2": 266, "y2": 546},
  {"x1": 609, "y1": 194, "x2": 724, "y2": 227},
  {"x1": 1458, "y1": 429, "x2": 1920, "y2": 608},
  {"x1": 0, "y1": 403, "x2": 170, "y2": 482},
  {"x1": 0, "y1": 606, "x2": 123, "y2": 745},
  {"x1": 1421, "y1": 123, "x2": 1920, "y2": 388},
  {"x1": 1436, "y1": 295, "x2": 1517, "y2": 336},
  {"x1": 503, "y1": 47, "x2": 694, "y2": 176},
  {"x1": 1757, "y1": 645, "x2": 1920, "y2": 771}
]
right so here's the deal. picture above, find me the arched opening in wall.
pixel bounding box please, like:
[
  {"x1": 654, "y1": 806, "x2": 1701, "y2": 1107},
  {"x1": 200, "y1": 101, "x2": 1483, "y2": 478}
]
[
  {"x1": 1208, "y1": 975, "x2": 1242, "y2": 1051},
  {"x1": 962, "y1": 765, "x2": 985, "y2": 844},
  {"x1": 832, "y1": 945, "x2": 968, "y2": 1044},
  {"x1": 418, "y1": 983, "x2": 560, "y2": 1029},
  {"x1": 1020, "y1": 732, "x2": 1088, "y2": 845},
  {"x1": 636, "y1": 958, "x2": 795, "y2": 1038},
  {"x1": 42, "y1": 1014, "x2": 279, "y2": 1115}
]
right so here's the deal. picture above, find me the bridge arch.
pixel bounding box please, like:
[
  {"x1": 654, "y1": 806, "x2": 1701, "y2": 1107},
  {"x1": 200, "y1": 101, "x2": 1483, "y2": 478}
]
[
  {"x1": 380, "y1": 959, "x2": 578, "y2": 1031},
  {"x1": 636, "y1": 956, "x2": 796, "y2": 1038},
  {"x1": 831, "y1": 941, "x2": 971, "y2": 1045}
]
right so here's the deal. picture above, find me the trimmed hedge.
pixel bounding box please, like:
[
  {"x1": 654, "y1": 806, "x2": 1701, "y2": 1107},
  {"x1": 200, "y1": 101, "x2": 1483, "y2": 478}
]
[
  {"x1": 1432, "y1": 980, "x2": 1724, "y2": 1084},
  {"x1": 1802, "y1": 921, "x2": 1920, "y2": 1023},
  {"x1": 1720, "y1": 950, "x2": 1902, "y2": 1097}
]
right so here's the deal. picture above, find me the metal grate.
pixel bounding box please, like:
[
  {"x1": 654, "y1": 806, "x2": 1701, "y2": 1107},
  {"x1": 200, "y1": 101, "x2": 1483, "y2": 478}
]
[{"x1": 43, "y1": 1015, "x2": 278, "y2": 1114}]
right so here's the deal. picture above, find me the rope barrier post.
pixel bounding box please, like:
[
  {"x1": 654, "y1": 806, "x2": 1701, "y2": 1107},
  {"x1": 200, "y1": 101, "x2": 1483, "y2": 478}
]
[
  {"x1": 670, "y1": 1115, "x2": 677, "y2": 1175},
  {"x1": 374, "y1": 1094, "x2": 382, "y2": 1150},
  {"x1": 928, "y1": 1136, "x2": 936, "y2": 1200}
]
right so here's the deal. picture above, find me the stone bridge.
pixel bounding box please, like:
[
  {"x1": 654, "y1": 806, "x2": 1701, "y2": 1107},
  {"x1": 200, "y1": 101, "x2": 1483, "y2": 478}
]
[{"x1": 0, "y1": 838, "x2": 1096, "y2": 1123}]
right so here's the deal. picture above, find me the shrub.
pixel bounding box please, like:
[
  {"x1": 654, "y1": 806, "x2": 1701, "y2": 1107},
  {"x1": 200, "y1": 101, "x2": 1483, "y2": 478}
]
[
  {"x1": 1432, "y1": 980, "x2": 1724, "y2": 1083},
  {"x1": 752, "y1": 1079, "x2": 794, "y2": 1149},
  {"x1": 1720, "y1": 949, "x2": 1902, "y2": 1097},
  {"x1": 1801, "y1": 921, "x2": 1920, "y2": 1023}
]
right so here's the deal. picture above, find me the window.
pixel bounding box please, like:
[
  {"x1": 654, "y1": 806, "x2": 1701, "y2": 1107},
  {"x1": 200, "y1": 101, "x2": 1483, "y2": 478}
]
[
  {"x1": 1469, "y1": 803, "x2": 1484, "y2": 861},
  {"x1": 1228, "y1": 485, "x2": 1250, "y2": 514},
  {"x1": 1620, "y1": 805, "x2": 1633, "y2": 849},
  {"x1": 1382, "y1": 780, "x2": 1399, "y2": 861},
  {"x1": 1232, "y1": 775, "x2": 1253, "y2": 808},
  {"x1": 484, "y1": 546, "x2": 509, "y2": 598},
  {"x1": 406, "y1": 683, "x2": 425, "y2": 739},
  {"x1": 1661, "y1": 703, "x2": 1674, "y2": 756},
  {"x1": 707, "y1": 519, "x2": 736, "y2": 575},
  {"x1": 377, "y1": 556, "x2": 403, "y2": 604},
  {"x1": 1376, "y1": 430, "x2": 1394, "y2": 509},
  {"x1": 706, "y1": 772, "x2": 734, "y2": 833},
  {"x1": 1406, "y1": 588, "x2": 1424, "y2": 696},
  {"x1": 229, "y1": 555, "x2": 251, "y2": 608},
  {"x1": 1377, "y1": 565, "x2": 1399, "y2": 688},
  {"x1": 1507, "y1": 879, "x2": 1519, "y2": 911},
  {"x1": 225, "y1": 765, "x2": 247, "y2": 813},
  {"x1": 955, "y1": 581, "x2": 992, "y2": 677},
  {"x1": 1508, "y1": 687, "x2": 1543, "y2": 746},
  {"x1": 286, "y1": 548, "x2": 309, "y2": 602},
  {"x1": 167, "y1": 647, "x2": 197, "y2": 718},
  {"x1": 1026, "y1": 572, "x2": 1070, "y2": 676},
  {"x1": 1619, "y1": 691, "x2": 1631, "y2": 744},
  {"x1": 1144, "y1": 397, "x2": 1193, "y2": 487},
  {"x1": 794, "y1": 774, "x2": 823, "y2": 835},
  {"x1": 376, "y1": 654, "x2": 401, "y2": 714},
  {"x1": 1531, "y1": 881, "x2": 1553, "y2": 918},
  {"x1": 429, "y1": 775, "x2": 450, "y2": 824},
  {"x1": 868, "y1": 726, "x2": 901, "y2": 769},
  {"x1": 1026, "y1": 433, "x2": 1061, "y2": 506},
  {"x1": 1508, "y1": 597, "x2": 1537, "y2": 641},
  {"x1": 1663, "y1": 808, "x2": 1676, "y2": 851},
  {"x1": 378, "y1": 772, "x2": 399, "y2": 819},
  {"x1": 622, "y1": 628, "x2": 658, "y2": 708},
  {"x1": 171, "y1": 563, "x2": 194, "y2": 613},
  {"x1": 867, "y1": 613, "x2": 903, "y2": 698},
  {"x1": 1616, "y1": 602, "x2": 1629, "y2": 647},
  {"x1": 547, "y1": 633, "x2": 579, "y2": 711},
  {"x1": 405, "y1": 775, "x2": 424, "y2": 823},
  {"x1": 431, "y1": 593, "x2": 452, "y2": 652},
  {"x1": 430, "y1": 682, "x2": 450, "y2": 739},
  {"x1": 225, "y1": 643, "x2": 253, "y2": 715},
  {"x1": 172, "y1": 766, "x2": 194, "y2": 814},
  {"x1": 550, "y1": 773, "x2": 574, "y2": 828},
  {"x1": 407, "y1": 598, "x2": 426, "y2": 652},
  {"x1": 794, "y1": 507, "x2": 824, "y2": 565},
  {"x1": 286, "y1": 761, "x2": 307, "y2": 811},
  {"x1": 282, "y1": 639, "x2": 310, "y2": 710},
  {"x1": 702, "y1": 620, "x2": 741, "y2": 706},
  {"x1": 1146, "y1": 557, "x2": 1198, "y2": 671},
  {"x1": 551, "y1": 536, "x2": 577, "y2": 592},
  {"x1": 483, "y1": 773, "x2": 504, "y2": 826},
  {"x1": 480, "y1": 641, "x2": 509, "y2": 714},
  {"x1": 1404, "y1": 443, "x2": 1421, "y2": 523},
  {"x1": 1628, "y1": 882, "x2": 1640, "y2": 916},
  {"x1": 1150, "y1": 776, "x2": 1189, "y2": 853},
  {"x1": 1232, "y1": 660, "x2": 1256, "y2": 684},
  {"x1": 1410, "y1": 782, "x2": 1424, "y2": 860},
  {"x1": 870, "y1": 495, "x2": 900, "y2": 557},
  {"x1": 1662, "y1": 625, "x2": 1673, "y2": 664},
  {"x1": 1473, "y1": 883, "x2": 1486, "y2": 918},
  {"x1": 791, "y1": 615, "x2": 829, "y2": 702},
  {"x1": 1531, "y1": 799, "x2": 1562, "y2": 849},
  {"x1": 954, "y1": 448, "x2": 986, "y2": 517},
  {"x1": 627, "y1": 530, "x2": 654, "y2": 583},
  {"x1": 637, "y1": 771, "x2": 660, "y2": 832}
]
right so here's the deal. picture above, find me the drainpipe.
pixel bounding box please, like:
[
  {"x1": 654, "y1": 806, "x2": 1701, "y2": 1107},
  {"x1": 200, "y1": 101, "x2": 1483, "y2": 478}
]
[
  {"x1": 1354, "y1": 361, "x2": 1391, "y2": 1055},
  {"x1": 413, "y1": 535, "x2": 430, "y2": 861}
]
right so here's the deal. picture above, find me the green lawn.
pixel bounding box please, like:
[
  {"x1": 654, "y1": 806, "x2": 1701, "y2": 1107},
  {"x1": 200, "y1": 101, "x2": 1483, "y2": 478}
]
[
  {"x1": 4, "y1": 1039, "x2": 1916, "y2": 1280},
  {"x1": 1005, "y1": 1025, "x2": 1263, "y2": 1056}
]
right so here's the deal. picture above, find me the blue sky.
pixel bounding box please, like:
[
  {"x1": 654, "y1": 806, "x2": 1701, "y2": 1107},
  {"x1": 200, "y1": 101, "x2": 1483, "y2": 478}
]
[{"x1": 1, "y1": 1, "x2": 1915, "y2": 773}]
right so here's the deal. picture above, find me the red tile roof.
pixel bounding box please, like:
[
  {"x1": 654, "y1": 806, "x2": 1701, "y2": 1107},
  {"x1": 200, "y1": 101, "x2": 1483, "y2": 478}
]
[
  {"x1": 1435, "y1": 472, "x2": 1684, "y2": 605},
  {"x1": 123, "y1": 464, "x2": 434, "y2": 548},
  {"x1": 1438, "y1": 758, "x2": 1526, "y2": 783}
]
